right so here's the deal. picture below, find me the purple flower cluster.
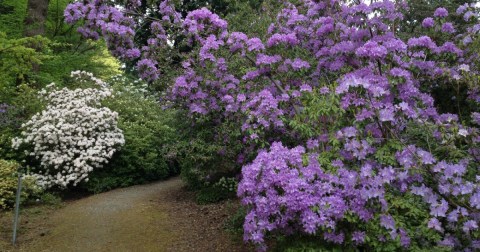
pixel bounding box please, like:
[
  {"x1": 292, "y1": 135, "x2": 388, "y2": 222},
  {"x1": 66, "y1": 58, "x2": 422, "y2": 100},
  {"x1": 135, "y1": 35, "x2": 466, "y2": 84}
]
[
  {"x1": 66, "y1": 0, "x2": 480, "y2": 250},
  {"x1": 422, "y1": 17, "x2": 435, "y2": 28},
  {"x1": 238, "y1": 142, "x2": 411, "y2": 249},
  {"x1": 64, "y1": 0, "x2": 182, "y2": 80},
  {"x1": 434, "y1": 7, "x2": 449, "y2": 18}
]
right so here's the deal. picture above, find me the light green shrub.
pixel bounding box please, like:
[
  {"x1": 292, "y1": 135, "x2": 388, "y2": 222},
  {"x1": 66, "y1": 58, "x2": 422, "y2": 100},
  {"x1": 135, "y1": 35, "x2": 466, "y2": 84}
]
[
  {"x1": 0, "y1": 159, "x2": 44, "y2": 209},
  {"x1": 0, "y1": 159, "x2": 19, "y2": 209}
]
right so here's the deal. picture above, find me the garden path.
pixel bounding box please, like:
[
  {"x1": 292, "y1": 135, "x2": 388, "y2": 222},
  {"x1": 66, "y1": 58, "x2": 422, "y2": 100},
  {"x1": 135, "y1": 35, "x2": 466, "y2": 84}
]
[{"x1": 2, "y1": 177, "x2": 247, "y2": 252}]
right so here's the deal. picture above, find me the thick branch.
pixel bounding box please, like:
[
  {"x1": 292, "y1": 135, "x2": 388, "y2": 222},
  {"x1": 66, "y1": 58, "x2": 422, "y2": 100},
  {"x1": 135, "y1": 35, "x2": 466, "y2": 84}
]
[{"x1": 24, "y1": 0, "x2": 50, "y2": 37}]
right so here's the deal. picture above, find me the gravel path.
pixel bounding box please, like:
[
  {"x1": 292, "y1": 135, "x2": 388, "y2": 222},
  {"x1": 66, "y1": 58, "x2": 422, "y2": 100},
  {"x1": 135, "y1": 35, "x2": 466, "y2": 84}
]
[{"x1": 1, "y1": 177, "x2": 249, "y2": 252}]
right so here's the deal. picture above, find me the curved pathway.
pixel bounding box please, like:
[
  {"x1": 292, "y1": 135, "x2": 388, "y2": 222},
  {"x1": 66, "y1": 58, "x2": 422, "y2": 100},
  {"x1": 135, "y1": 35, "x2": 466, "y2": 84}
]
[{"x1": 5, "y1": 177, "x2": 248, "y2": 252}]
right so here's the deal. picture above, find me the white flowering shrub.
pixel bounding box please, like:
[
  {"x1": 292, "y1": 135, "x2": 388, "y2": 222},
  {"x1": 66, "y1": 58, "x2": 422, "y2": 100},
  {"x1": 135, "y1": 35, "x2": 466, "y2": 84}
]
[{"x1": 12, "y1": 71, "x2": 125, "y2": 188}]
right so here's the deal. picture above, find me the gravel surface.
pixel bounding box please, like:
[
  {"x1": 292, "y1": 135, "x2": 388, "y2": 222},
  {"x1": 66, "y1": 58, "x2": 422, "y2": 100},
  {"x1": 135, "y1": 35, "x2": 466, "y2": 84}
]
[{"x1": 0, "y1": 177, "x2": 251, "y2": 252}]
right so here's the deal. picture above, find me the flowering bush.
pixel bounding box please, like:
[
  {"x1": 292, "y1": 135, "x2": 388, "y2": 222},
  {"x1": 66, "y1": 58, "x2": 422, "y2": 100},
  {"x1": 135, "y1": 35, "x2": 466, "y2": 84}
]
[
  {"x1": 66, "y1": 0, "x2": 480, "y2": 250},
  {"x1": 12, "y1": 71, "x2": 125, "y2": 188}
]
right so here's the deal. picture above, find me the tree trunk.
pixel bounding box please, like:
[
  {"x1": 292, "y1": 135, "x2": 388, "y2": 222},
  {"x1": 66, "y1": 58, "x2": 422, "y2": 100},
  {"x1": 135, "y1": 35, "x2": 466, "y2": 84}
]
[{"x1": 24, "y1": 0, "x2": 50, "y2": 37}]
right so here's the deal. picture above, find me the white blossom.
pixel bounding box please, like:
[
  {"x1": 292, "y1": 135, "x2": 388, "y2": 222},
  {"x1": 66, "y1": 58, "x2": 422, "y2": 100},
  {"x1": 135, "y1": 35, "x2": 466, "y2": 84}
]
[
  {"x1": 458, "y1": 64, "x2": 470, "y2": 72},
  {"x1": 458, "y1": 129, "x2": 469, "y2": 137},
  {"x1": 12, "y1": 72, "x2": 124, "y2": 188}
]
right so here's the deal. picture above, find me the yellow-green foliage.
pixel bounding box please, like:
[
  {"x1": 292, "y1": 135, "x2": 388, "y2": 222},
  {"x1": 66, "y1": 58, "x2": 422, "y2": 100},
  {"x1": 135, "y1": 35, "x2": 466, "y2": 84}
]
[
  {"x1": 0, "y1": 160, "x2": 43, "y2": 209},
  {"x1": 0, "y1": 159, "x2": 19, "y2": 209},
  {"x1": 0, "y1": 32, "x2": 50, "y2": 95}
]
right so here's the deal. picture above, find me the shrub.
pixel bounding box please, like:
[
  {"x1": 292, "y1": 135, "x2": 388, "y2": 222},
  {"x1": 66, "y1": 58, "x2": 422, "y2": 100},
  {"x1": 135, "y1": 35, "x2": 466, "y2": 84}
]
[
  {"x1": 12, "y1": 72, "x2": 124, "y2": 188},
  {"x1": 196, "y1": 177, "x2": 238, "y2": 204},
  {"x1": 82, "y1": 76, "x2": 179, "y2": 193},
  {"x1": 0, "y1": 159, "x2": 42, "y2": 210},
  {"x1": 0, "y1": 159, "x2": 19, "y2": 209}
]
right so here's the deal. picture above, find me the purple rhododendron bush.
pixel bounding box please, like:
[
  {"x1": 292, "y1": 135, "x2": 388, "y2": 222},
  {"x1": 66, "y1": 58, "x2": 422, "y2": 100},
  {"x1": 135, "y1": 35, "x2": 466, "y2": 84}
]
[{"x1": 65, "y1": 0, "x2": 480, "y2": 250}]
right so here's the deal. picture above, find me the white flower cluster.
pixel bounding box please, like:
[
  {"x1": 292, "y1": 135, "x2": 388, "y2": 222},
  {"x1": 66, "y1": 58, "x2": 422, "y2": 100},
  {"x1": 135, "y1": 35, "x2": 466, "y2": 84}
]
[
  {"x1": 12, "y1": 72, "x2": 125, "y2": 188},
  {"x1": 70, "y1": 70, "x2": 108, "y2": 88}
]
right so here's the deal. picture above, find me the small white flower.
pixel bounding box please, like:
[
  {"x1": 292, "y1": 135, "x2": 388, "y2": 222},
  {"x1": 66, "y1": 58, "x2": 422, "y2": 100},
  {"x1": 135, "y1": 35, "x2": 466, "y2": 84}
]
[
  {"x1": 458, "y1": 129, "x2": 469, "y2": 137},
  {"x1": 458, "y1": 64, "x2": 470, "y2": 72}
]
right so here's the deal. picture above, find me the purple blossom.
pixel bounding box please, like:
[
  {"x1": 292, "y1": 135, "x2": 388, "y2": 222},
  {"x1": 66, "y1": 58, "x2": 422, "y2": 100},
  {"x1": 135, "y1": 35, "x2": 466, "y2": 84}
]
[
  {"x1": 355, "y1": 41, "x2": 388, "y2": 59},
  {"x1": 300, "y1": 84, "x2": 312, "y2": 92},
  {"x1": 267, "y1": 33, "x2": 299, "y2": 47},
  {"x1": 319, "y1": 87, "x2": 330, "y2": 94},
  {"x1": 463, "y1": 220, "x2": 478, "y2": 233},
  {"x1": 442, "y1": 22, "x2": 456, "y2": 33},
  {"x1": 351, "y1": 231, "x2": 365, "y2": 244},
  {"x1": 324, "y1": 232, "x2": 345, "y2": 244},
  {"x1": 399, "y1": 228, "x2": 411, "y2": 247},
  {"x1": 416, "y1": 149, "x2": 436, "y2": 164},
  {"x1": 428, "y1": 218, "x2": 443, "y2": 232},
  {"x1": 379, "y1": 108, "x2": 395, "y2": 122},
  {"x1": 136, "y1": 59, "x2": 158, "y2": 81},
  {"x1": 464, "y1": 11, "x2": 476, "y2": 21},
  {"x1": 422, "y1": 17, "x2": 435, "y2": 28},
  {"x1": 247, "y1": 38, "x2": 265, "y2": 52},
  {"x1": 290, "y1": 58, "x2": 311, "y2": 70},
  {"x1": 256, "y1": 54, "x2": 282, "y2": 65},
  {"x1": 430, "y1": 199, "x2": 449, "y2": 217},
  {"x1": 306, "y1": 139, "x2": 319, "y2": 149},
  {"x1": 408, "y1": 36, "x2": 437, "y2": 50},
  {"x1": 434, "y1": 7, "x2": 449, "y2": 18},
  {"x1": 457, "y1": 4, "x2": 468, "y2": 15},
  {"x1": 472, "y1": 113, "x2": 480, "y2": 125},
  {"x1": 470, "y1": 192, "x2": 480, "y2": 209},
  {"x1": 380, "y1": 215, "x2": 396, "y2": 230}
]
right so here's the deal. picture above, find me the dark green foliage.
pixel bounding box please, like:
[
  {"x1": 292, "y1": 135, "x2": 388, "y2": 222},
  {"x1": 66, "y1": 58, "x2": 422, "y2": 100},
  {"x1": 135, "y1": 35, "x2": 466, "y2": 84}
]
[
  {"x1": 224, "y1": 206, "x2": 247, "y2": 235},
  {"x1": 174, "y1": 116, "x2": 244, "y2": 191},
  {"x1": 0, "y1": 84, "x2": 44, "y2": 160},
  {"x1": 196, "y1": 177, "x2": 238, "y2": 204},
  {"x1": 81, "y1": 77, "x2": 179, "y2": 193},
  {"x1": 196, "y1": 186, "x2": 233, "y2": 204}
]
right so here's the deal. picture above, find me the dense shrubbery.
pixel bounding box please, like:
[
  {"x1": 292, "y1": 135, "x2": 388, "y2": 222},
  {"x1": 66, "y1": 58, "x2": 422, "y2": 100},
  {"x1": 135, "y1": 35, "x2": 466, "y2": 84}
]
[
  {"x1": 0, "y1": 159, "x2": 43, "y2": 210},
  {"x1": 83, "y1": 76, "x2": 180, "y2": 193},
  {"x1": 174, "y1": 118, "x2": 244, "y2": 190},
  {"x1": 0, "y1": 159, "x2": 19, "y2": 209},
  {"x1": 196, "y1": 176, "x2": 238, "y2": 204}
]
